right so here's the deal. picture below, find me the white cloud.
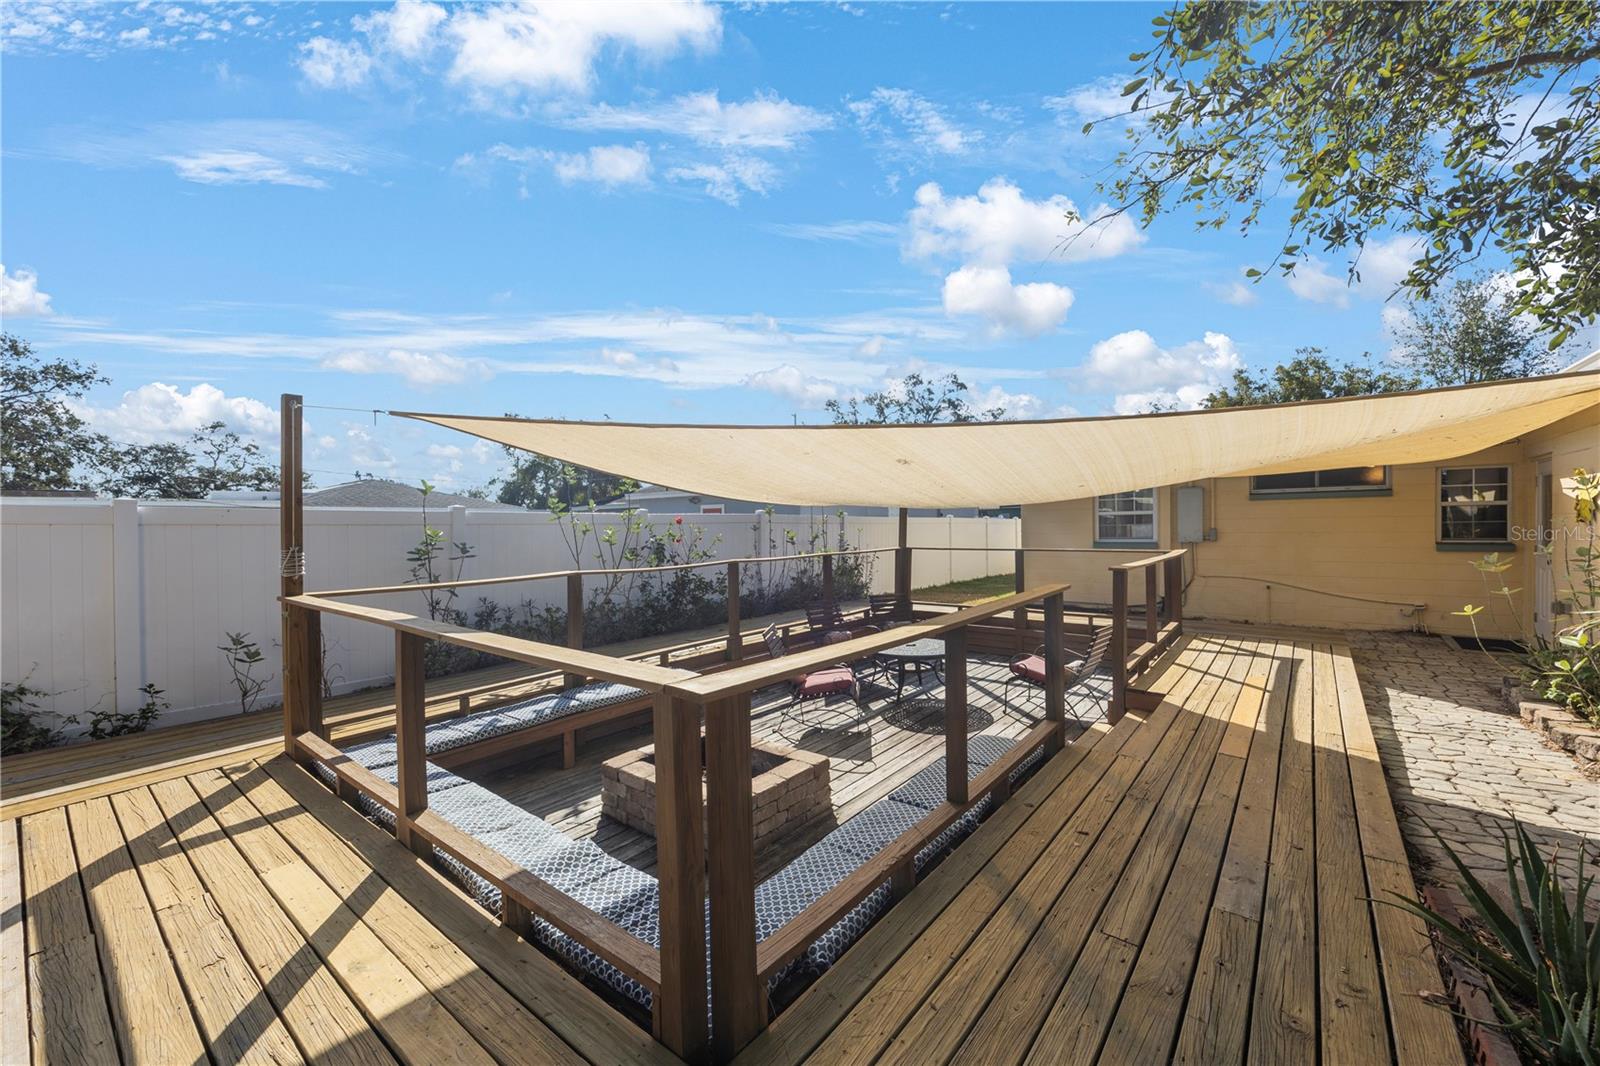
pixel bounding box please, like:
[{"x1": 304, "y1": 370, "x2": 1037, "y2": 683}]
[
  {"x1": 907, "y1": 178, "x2": 1143, "y2": 266},
  {"x1": 2, "y1": 1, "x2": 282, "y2": 57},
  {"x1": 322, "y1": 348, "x2": 493, "y2": 387},
  {"x1": 764, "y1": 220, "x2": 898, "y2": 244},
  {"x1": 549, "y1": 144, "x2": 652, "y2": 188},
  {"x1": 1083, "y1": 329, "x2": 1242, "y2": 413},
  {"x1": 1206, "y1": 273, "x2": 1259, "y2": 307},
  {"x1": 162, "y1": 149, "x2": 328, "y2": 188},
  {"x1": 666, "y1": 154, "x2": 777, "y2": 205},
  {"x1": 973, "y1": 385, "x2": 1047, "y2": 420},
  {"x1": 1284, "y1": 258, "x2": 1352, "y2": 307},
  {"x1": 941, "y1": 265, "x2": 1073, "y2": 336},
  {"x1": 566, "y1": 91, "x2": 830, "y2": 149},
  {"x1": 52, "y1": 119, "x2": 379, "y2": 190},
  {"x1": 297, "y1": 36, "x2": 373, "y2": 89},
  {"x1": 1285, "y1": 235, "x2": 1427, "y2": 307},
  {"x1": 356, "y1": 1, "x2": 447, "y2": 59},
  {"x1": 1044, "y1": 74, "x2": 1175, "y2": 125},
  {"x1": 849, "y1": 88, "x2": 976, "y2": 155},
  {"x1": 745, "y1": 365, "x2": 840, "y2": 407},
  {"x1": 1, "y1": 265, "x2": 54, "y2": 316},
  {"x1": 451, "y1": 1, "x2": 721, "y2": 99},
  {"x1": 74, "y1": 383, "x2": 277, "y2": 445}
]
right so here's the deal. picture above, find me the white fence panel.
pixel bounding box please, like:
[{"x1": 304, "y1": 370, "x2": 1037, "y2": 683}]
[{"x1": 0, "y1": 498, "x2": 1017, "y2": 736}]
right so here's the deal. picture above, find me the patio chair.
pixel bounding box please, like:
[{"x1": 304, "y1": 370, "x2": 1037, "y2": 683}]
[
  {"x1": 1003, "y1": 627, "x2": 1113, "y2": 724},
  {"x1": 763, "y1": 624, "x2": 863, "y2": 718},
  {"x1": 804, "y1": 601, "x2": 882, "y2": 646},
  {"x1": 866, "y1": 593, "x2": 899, "y2": 625}
]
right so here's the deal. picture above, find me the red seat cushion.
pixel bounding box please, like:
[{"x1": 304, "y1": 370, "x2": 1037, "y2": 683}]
[
  {"x1": 798, "y1": 667, "x2": 855, "y2": 697},
  {"x1": 1010, "y1": 654, "x2": 1047, "y2": 684}
]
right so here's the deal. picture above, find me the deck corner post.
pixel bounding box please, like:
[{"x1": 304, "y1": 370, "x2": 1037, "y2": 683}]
[
  {"x1": 279, "y1": 392, "x2": 311, "y2": 758},
  {"x1": 705, "y1": 693, "x2": 763, "y2": 1060},
  {"x1": 944, "y1": 626, "x2": 969, "y2": 803},
  {"x1": 1108, "y1": 569, "x2": 1129, "y2": 724},
  {"x1": 653, "y1": 692, "x2": 709, "y2": 1061},
  {"x1": 894, "y1": 507, "x2": 912, "y2": 621},
  {"x1": 822, "y1": 552, "x2": 835, "y2": 618},
  {"x1": 1145, "y1": 565, "x2": 1160, "y2": 644},
  {"x1": 393, "y1": 630, "x2": 430, "y2": 858},
  {"x1": 564, "y1": 571, "x2": 585, "y2": 689},
  {"x1": 726, "y1": 561, "x2": 743, "y2": 661},
  {"x1": 1042, "y1": 592, "x2": 1066, "y2": 751},
  {"x1": 1013, "y1": 548, "x2": 1027, "y2": 651},
  {"x1": 1165, "y1": 553, "x2": 1184, "y2": 634}
]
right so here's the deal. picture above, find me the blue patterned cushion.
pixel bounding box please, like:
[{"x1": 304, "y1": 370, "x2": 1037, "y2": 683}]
[
  {"x1": 817, "y1": 799, "x2": 926, "y2": 863},
  {"x1": 426, "y1": 681, "x2": 648, "y2": 755}
]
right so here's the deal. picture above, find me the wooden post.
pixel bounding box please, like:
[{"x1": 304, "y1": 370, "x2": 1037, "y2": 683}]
[
  {"x1": 944, "y1": 626, "x2": 969, "y2": 804},
  {"x1": 1013, "y1": 548, "x2": 1027, "y2": 652},
  {"x1": 279, "y1": 394, "x2": 311, "y2": 757},
  {"x1": 1109, "y1": 569, "x2": 1129, "y2": 724},
  {"x1": 653, "y1": 693, "x2": 709, "y2": 1060},
  {"x1": 894, "y1": 507, "x2": 912, "y2": 620},
  {"x1": 1145, "y1": 564, "x2": 1159, "y2": 644},
  {"x1": 303, "y1": 607, "x2": 324, "y2": 737},
  {"x1": 705, "y1": 693, "x2": 762, "y2": 1059},
  {"x1": 394, "y1": 631, "x2": 430, "y2": 858},
  {"x1": 564, "y1": 571, "x2": 584, "y2": 689},
  {"x1": 1165, "y1": 553, "x2": 1184, "y2": 633},
  {"x1": 821, "y1": 553, "x2": 835, "y2": 619},
  {"x1": 726, "y1": 561, "x2": 742, "y2": 662},
  {"x1": 1043, "y1": 592, "x2": 1066, "y2": 752}
]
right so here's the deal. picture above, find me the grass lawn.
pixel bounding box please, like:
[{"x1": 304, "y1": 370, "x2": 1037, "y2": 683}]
[{"x1": 913, "y1": 573, "x2": 1017, "y2": 605}]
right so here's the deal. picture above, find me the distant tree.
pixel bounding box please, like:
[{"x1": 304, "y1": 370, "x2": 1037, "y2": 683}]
[
  {"x1": 1394, "y1": 275, "x2": 1558, "y2": 386},
  {"x1": 1202, "y1": 349, "x2": 1421, "y2": 408},
  {"x1": 492, "y1": 416, "x2": 637, "y2": 510},
  {"x1": 0, "y1": 334, "x2": 112, "y2": 491},
  {"x1": 826, "y1": 372, "x2": 1005, "y2": 424},
  {"x1": 98, "y1": 421, "x2": 278, "y2": 499},
  {"x1": 1088, "y1": 2, "x2": 1600, "y2": 346}
]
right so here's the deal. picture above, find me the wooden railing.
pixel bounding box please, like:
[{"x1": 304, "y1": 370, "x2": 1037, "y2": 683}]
[
  {"x1": 1106, "y1": 548, "x2": 1187, "y2": 722},
  {"x1": 280, "y1": 579, "x2": 1074, "y2": 1062}
]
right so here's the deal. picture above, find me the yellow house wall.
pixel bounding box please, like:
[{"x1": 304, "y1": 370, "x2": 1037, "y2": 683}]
[
  {"x1": 1520, "y1": 409, "x2": 1600, "y2": 637},
  {"x1": 1021, "y1": 407, "x2": 1599, "y2": 637}
]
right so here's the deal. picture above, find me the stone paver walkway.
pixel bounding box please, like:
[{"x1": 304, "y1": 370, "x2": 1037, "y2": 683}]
[{"x1": 1348, "y1": 631, "x2": 1600, "y2": 916}]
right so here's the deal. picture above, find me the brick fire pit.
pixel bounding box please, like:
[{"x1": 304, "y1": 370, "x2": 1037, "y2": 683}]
[{"x1": 600, "y1": 738, "x2": 831, "y2": 853}]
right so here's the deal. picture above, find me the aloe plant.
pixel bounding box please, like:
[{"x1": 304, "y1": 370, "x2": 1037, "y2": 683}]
[{"x1": 1392, "y1": 821, "x2": 1598, "y2": 1065}]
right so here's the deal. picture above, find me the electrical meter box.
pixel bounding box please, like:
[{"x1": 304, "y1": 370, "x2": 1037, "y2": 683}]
[{"x1": 1177, "y1": 485, "x2": 1206, "y2": 543}]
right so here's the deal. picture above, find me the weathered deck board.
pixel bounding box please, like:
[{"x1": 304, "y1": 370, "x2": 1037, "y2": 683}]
[
  {"x1": 733, "y1": 633, "x2": 1462, "y2": 1066},
  {"x1": 7, "y1": 629, "x2": 1458, "y2": 1066}
]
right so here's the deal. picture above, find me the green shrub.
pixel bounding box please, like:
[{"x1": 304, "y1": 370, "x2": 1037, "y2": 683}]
[
  {"x1": 1393, "y1": 821, "x2": 1598, "y2": 1065},
  {"x1": 1, "y1": 678, "x2": 62, "y2": 755}
]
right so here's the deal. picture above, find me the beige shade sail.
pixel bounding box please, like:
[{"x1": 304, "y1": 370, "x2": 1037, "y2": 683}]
[{"x1": 395, "y1": 370, "x2": 1600, "y2": 508}]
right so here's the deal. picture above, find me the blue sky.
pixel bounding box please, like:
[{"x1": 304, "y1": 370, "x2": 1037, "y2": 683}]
[{"x1": 0, "y1": 1, "x2": 1533, "y2": 492}]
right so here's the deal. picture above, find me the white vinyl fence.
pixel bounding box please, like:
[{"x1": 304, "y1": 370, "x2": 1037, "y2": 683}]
[{"x1": 1, "y1": 499, "x2": 1018, "y2": 734}]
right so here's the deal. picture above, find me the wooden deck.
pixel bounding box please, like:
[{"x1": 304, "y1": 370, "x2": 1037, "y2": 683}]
[
  {"x1": 734, "y1": 632, "x2": 1464, "y2": 1066},
  {"x1": 2, "y1": 629, "x2": 1462, "y2": 1065}
]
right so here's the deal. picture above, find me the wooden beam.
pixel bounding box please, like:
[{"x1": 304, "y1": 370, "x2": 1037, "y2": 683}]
[
  {"x1": 394, "y1": 631, "x2": 430, "y2": 858},
  {"x1": 1145, "y1": 565, "x2": 1160, "y2": 644},
  {"x1": 1043, "y1": 591, "x2": 1066, "y2": 751},
  {"x1": 652, "y1": 694, "x2": 709, "y2": 1060},
  {"x1": 821, "y1": 554, "x2": 835, "y2": 618},
  {"x1": 1109, "y1": 568, "x2": 1129, "y2": 724},
  {"x1": 726, "y1": 561, "x2": 742, "y2": 662},
  {"x1": 665, "y1": 584, "x2": 1070, "y2": 702},
  {"x1": 705, "y1": 694, "x2": 762, "y2": 1059},
  {"x1": 1013, "y1": 549, "x2": 1027, "y2": 651},
  {"x1": 895, "y1": 507, "x2": 911, "y2": 620},
  {"x1": 564, "y1": 572, "x2": 585, "y2": 689},
  {"x1": 285, "y1": 593, "x2": 693, "y2": 691},
  {"x1": 280, "y1": 394, "x2": 308, "y2": 756},
  {"x1": 1165, "y1": 553, "x2": 1185, "y2": 632},
  {"x1": 944, "y1": 626, "x2": 969, "y2": 804}
]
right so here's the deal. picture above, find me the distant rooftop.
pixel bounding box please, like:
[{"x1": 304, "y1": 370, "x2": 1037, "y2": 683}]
[{"x1": 304, "y1": 479, "x2": 522, "y2": 510}]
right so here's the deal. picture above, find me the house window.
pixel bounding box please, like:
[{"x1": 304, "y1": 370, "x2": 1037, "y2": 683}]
[
  {"x1": 1250, "y1": 466, "x2": 1390, "y2": 496},
  {"x1": 1096, "y1": 489, "x2": 1157, "y2": 546},
  {"x1": 700, "y1": 505, "x2": 724, "y2": 515},
  {"x1": 1439, "y1": 466, "x2": 1511, "y2": 544}
]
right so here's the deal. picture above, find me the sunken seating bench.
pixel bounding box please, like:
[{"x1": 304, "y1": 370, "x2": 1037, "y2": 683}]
[{"x1": 315, "y1": 721, "x2": 1047, "y2": 1021}]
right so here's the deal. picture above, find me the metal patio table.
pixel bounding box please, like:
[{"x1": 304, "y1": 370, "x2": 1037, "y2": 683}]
[{"x1": 875, "y1": 638, "x2": 946, "y2": 702}]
